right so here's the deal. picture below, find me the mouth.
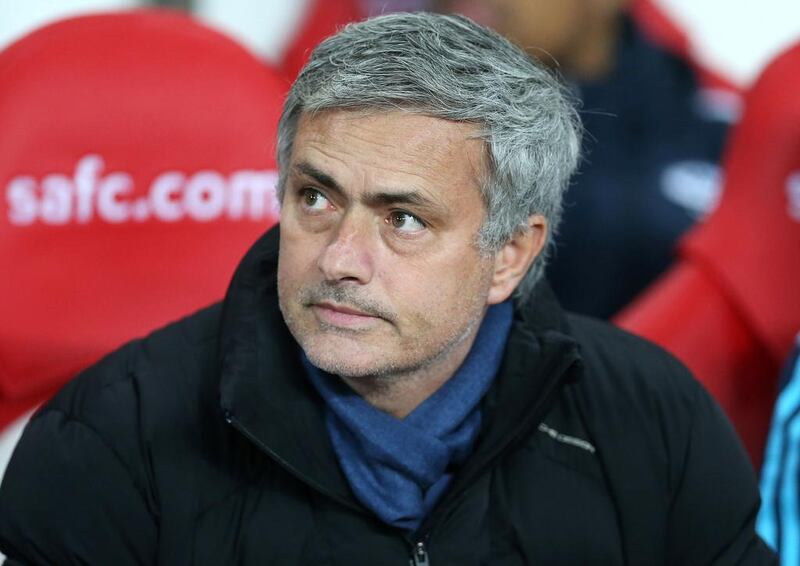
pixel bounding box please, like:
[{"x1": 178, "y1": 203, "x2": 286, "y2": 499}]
[{"x1": 311, "y1": 302, "x2": 382, "y2": 328}]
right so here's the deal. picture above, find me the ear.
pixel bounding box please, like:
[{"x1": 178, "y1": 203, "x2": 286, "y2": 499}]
[{"x1": 486, "y1": 214, "x2": 548, "y2": 305}]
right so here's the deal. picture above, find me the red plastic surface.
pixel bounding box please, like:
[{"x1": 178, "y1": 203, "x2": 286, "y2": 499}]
[{"x1": 0, "y1": 10, "x2": 284, "y2": 427}]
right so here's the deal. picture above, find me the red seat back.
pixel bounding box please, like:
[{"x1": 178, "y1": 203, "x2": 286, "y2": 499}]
[
  {"x1": 616, "y1": 42, "x2": 800, "y2": 465},
  {"x1": 0, "y1": 10, "x2": 285, "y2": 428}
]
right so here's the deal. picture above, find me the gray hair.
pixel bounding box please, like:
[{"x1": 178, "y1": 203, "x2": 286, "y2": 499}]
[{"x1": 277, "y1": 12, "x2": 581, "y2": 302}]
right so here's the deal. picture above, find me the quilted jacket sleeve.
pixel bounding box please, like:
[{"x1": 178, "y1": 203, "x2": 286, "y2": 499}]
[
  {"x1": 665, "y1": 384, "x2": 777, "y2": 565},
  {"x1": 0, "y1": 407, "x2": 157, "y2": 565},
  {"x1": 0, "y1": 340, "x2": 159, "y2": 566}
]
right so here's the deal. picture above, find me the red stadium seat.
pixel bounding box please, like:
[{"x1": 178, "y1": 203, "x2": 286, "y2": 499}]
[
  {"x1": 616, "y1": 42, "x2": 800, "y2": 467},
  {"x1": 0, "y1": 10, "x2": 284, "y2": 432}
]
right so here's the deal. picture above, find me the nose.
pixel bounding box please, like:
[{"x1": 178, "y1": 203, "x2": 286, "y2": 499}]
[{"x1": 316, "y1": 212, "x2": 375, "y2": 284}]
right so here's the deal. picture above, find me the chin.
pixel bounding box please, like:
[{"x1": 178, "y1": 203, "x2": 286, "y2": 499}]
[
  {"x1": 302, "y1": 328, "x2": 447, "y2": 381},
  {"x1": 303, "y1": 345, "x2": 392, "y2": 379}
]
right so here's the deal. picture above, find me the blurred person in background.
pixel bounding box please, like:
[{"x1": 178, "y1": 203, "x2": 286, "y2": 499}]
[
  {"x1": 758, "y1": 335, "x2": 800, "y2": 563},
  {"x1": 435, "y1": 0, "x2": 731, "y2": 318}
]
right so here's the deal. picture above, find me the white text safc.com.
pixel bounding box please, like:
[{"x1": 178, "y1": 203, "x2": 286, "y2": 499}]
[{"x1": 4, "y1": 155, "x2": 280, "y2": 226}]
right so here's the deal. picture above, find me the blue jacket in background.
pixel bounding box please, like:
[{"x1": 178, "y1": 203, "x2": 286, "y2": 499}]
[{"x1": 548, "y1": 17, "x2": 730, "y2": 318}]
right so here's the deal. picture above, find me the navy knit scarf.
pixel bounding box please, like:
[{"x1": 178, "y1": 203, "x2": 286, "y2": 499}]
[{"x1": 303, "y1": 300, "x2": 513, "y2": 531}]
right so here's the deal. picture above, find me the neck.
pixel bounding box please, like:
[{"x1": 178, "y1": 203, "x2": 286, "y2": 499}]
[{"x1": 340, "y1": 323, "x2": 481, "y2": 419}]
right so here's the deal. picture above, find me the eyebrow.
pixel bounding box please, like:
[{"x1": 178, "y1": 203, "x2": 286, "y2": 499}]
[
  {"x1": 294, "y1": 161, "x2": 345, "y2": 197},
  {"x1": 293, "y1": 160, "x2": 447, "y2": 218},
  {"x1": 361, "y1": 190, "x2": 443, "y2": 215}
]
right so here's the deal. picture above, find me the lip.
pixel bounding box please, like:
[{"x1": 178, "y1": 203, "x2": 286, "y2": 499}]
[{"x1": 312, "y1": 302, "x2": 381, "y2": 328}]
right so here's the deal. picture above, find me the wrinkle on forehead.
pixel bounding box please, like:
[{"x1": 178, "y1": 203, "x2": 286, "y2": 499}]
[{"x1": 293, "y1": 109, "x2": 489, "y2": 197}]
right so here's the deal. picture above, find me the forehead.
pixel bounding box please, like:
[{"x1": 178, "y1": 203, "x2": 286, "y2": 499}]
[{"x1": 290, "y1": 109, "x2": 488, "y2": 197}]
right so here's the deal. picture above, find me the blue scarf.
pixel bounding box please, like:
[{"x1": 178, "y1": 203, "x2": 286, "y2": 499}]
[{"x1": 303, "y1": 300, "x2": 513, "y2": 531}]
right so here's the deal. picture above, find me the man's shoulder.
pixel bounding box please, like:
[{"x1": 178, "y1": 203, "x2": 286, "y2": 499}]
[
  {"x1": 38, "y1": 302, "x2": 224, "y2": 450},
  {"x1": 546, "y1": 316, "x2": 772, "y2": 565},
  {"x1": 0, "y1": 304, "x2": 226, "y2": 560},
  {"x1": 562, "y1": 312, "x2": 705, "y2": 422},
  {"x1": 567, "y1": 312, "x2": 696, "y2": 387}
]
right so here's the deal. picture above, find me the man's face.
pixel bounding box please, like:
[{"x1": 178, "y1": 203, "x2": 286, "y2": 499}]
[{"x1": 277, "y1": 110, "x2": 498, "y2": 380}]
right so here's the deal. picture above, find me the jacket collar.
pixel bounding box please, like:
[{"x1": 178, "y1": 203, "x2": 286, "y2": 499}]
[{"x1": 218, "y1": 226, "x2": 583, "y2": 514}]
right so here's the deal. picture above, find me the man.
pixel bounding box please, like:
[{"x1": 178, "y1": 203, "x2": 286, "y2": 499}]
[{"x1": 0, "y1": 12, "x2": 774, "y2": 565}]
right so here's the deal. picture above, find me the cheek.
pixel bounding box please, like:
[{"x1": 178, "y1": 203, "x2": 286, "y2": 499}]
[
  {"x1": 278, "y1": 224, "x2": 323, "y2": 282},
  {"x1": 277, "y1": 245, "x2": 316, "y2": 313},
  {"x1": 382, "y1": 249, "x2": 493, "y2": 327}
]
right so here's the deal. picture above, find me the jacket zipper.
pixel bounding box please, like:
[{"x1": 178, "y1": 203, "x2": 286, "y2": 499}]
[
  {"x1": 223, "y1": 410, "x2": 366, "y2": 515},
  {"x1": 410, "y1": 540, "x2": 430, "y2": 566},
  {"x1": 227, "y1": 349, "x2": 578, "y2": 564},
  {"x1": 226, "y1": 410, "x2": 435, "y2": 564}
]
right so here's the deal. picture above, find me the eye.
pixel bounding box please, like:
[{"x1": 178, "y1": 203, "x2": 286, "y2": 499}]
[
  {"x1": 300, "y1": 188, "x2": 331, "y2": 211},
  {"x1": 387, "y1": 211, "x2": 426, "y2": 233}
]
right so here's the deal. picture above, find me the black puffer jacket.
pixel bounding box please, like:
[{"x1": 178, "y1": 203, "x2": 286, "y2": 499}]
[{"x1": 0, "y1": 227, "x2": 776, "y2": 565}]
